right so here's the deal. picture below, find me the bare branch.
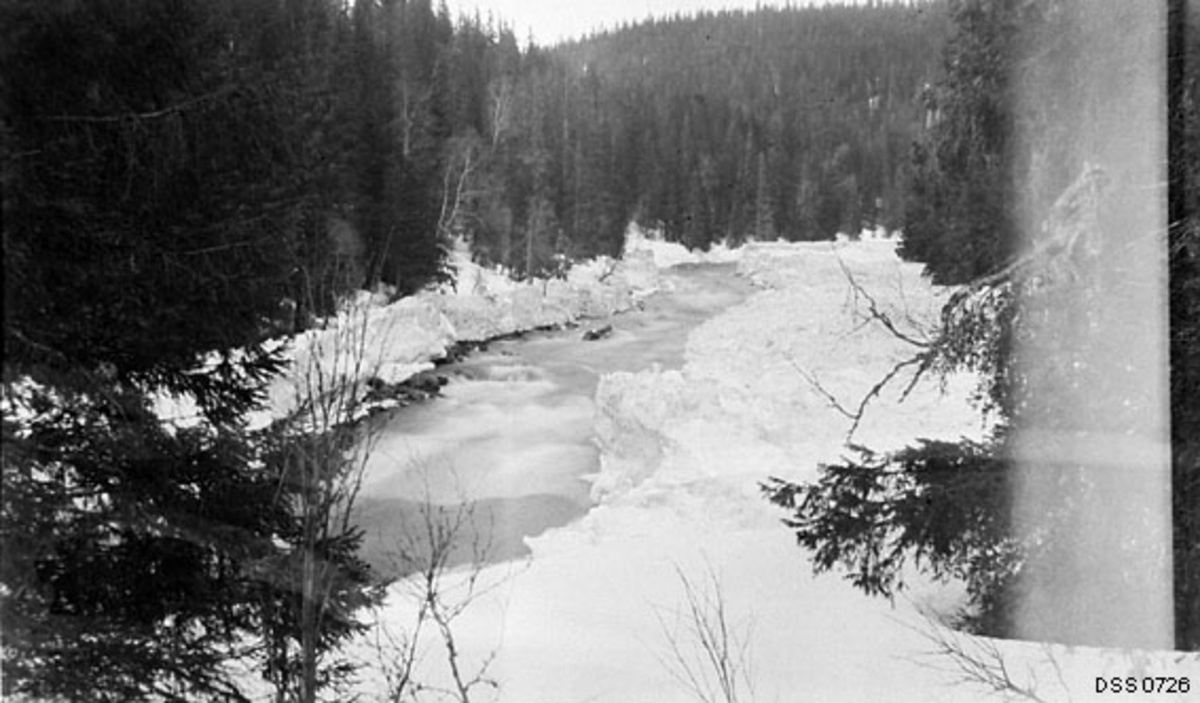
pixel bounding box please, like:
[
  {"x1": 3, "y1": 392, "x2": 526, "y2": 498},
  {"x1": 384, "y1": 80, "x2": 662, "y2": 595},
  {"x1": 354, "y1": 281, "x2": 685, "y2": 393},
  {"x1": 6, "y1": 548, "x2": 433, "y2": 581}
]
[
  {"x1": 264, "y1": 292, "x2": 399, "y2": 702},
  {"x1": 837, "y1": 256, "x2": 932, "y2": 349},
  {"x1": 785, "y1": 252, "x2": 948, "y2": 444},
  {"x1": 371, "y1": 468, "x2": 513, "y2": 703},
  {"x1": 789, "y1": 351, "x2": 936, "y2": 444},
  {"x1": 41, "y1": 88, "x2": 236, "y2": 123},
  {"x1": 488, "y1": 78, "x2": 513, "y2": 150},
  {"x1": 901, "y1": 610, "x2": 1069, "y2": 703},
  {"x1": 655, "y1": 562, "x2": 755, "y2": 703},
  {"x1": 438, "y1": 139, "x2": 480, "y2": 241},
  {"x1": 786, "y1": 360, "x2": 856, "y2": 421}
]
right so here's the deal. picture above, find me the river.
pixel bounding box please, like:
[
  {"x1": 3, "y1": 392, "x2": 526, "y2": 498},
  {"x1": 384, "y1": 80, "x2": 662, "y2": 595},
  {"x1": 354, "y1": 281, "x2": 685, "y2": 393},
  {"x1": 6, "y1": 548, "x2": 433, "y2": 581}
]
[{"x1": 353, "y1": 263, "x2": 753, "y2": 577}]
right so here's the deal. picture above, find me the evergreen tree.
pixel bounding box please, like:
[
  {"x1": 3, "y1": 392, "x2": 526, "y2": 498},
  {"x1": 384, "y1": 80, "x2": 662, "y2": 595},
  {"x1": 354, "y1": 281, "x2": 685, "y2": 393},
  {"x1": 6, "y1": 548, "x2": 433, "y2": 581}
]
[
  {"x1": 899, "y1": 0, "x2": 1020, "y2": 283},
  {"x1": 1, "y1": 1, "x2": 304, "y2": 697},
  {"x1": 753, "y1": 151, "x2": 777, "y2": 241},
  {"x1": 1, "y1": 1, "x2": 406, "y2": 697}
]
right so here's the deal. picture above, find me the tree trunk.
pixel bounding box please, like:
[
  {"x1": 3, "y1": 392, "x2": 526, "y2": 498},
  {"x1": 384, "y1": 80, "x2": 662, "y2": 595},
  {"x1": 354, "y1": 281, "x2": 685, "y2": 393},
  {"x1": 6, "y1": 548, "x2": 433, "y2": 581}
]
[{"x1": 301, "y1": 464, "x2": 319, "y2": 703}]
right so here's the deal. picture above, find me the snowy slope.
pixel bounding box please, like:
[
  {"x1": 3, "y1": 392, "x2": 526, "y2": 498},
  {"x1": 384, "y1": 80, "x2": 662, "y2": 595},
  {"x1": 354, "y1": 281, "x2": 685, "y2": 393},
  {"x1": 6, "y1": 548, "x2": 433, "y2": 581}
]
[{"x1": 348, "y1": 238, "x2": 1198, "y2": 703}]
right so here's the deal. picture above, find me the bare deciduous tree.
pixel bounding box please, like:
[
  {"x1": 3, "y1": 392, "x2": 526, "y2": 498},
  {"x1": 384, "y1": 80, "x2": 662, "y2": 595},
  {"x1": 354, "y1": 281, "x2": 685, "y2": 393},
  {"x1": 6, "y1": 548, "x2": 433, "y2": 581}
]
[
  {"x1": 261, "y1": 295, "x2": 394, "y2": 703},
  {"x1": 438, "y1": 137, "x2": 483, "y2": 243},
  {"x1": 655, "y1": 563, "x2": 756, "y2": 703}
]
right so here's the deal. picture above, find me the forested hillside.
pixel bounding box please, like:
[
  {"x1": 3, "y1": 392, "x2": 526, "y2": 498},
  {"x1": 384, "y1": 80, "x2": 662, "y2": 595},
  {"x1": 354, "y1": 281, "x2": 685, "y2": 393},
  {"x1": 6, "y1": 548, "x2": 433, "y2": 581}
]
[
  {"x1": 556, "y1": 4, "x2": 948, "y2": 249},
  {"x1": 371, "y1": 2, "x2": 953, "y2": 277},
  {"x1": 463, "y1": 2, "x2": 950, "y2": 273}
]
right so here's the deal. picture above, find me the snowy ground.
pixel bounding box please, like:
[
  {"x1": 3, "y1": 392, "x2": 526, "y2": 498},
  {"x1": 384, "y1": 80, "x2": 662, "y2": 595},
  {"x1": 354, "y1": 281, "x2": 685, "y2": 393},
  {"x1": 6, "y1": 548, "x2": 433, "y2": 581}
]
[{"x1": 339, "y1": 236, "x2": 1198, "y2": 703}]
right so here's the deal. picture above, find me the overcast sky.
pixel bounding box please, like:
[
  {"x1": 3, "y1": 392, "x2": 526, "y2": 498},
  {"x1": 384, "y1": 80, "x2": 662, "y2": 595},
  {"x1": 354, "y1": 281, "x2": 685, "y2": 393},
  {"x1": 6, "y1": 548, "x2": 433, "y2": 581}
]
[{"x1": 444, "y1": 1, "x2": 841, "y2": 46}]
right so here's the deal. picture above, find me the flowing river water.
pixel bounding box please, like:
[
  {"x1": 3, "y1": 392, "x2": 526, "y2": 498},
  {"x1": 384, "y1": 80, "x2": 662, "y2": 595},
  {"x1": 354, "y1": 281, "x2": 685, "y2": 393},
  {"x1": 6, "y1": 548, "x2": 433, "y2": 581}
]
[{"x1": 354, "y1": 263, "x2": 753, "y2": 576}]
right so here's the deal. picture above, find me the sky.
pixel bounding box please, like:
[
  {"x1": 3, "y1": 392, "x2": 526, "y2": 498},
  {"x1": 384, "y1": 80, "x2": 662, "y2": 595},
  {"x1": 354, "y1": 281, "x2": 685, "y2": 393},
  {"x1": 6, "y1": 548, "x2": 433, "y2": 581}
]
[{"x1": 444, "y1": 1, "x2": 841, "y2": 46}]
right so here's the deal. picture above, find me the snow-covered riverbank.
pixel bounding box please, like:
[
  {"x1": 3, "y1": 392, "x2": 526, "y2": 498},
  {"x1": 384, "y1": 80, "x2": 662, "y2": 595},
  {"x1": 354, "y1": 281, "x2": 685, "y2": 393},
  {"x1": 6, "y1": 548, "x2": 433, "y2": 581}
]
[
  {"x1": 155, "y1": 232, "x2": 734, "y2": 429},
  {"x1": 344, "y1": 237, "x2": 1197, "y2": 703}
]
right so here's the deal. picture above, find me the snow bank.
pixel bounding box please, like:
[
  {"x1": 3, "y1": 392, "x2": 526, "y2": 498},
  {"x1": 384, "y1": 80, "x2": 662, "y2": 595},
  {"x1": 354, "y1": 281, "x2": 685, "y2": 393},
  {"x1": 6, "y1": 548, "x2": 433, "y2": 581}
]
[
  {"x1": 624, "y1": 224, "x2": 743, "y2": 268},
  {"x1": 430, "y1": 243, "x2": 648, "y2": 341},
  {"x1": 153, "y1": 232, "x2": 683, "y2": 429},
  {"x1": 257, "y1": 296, "x2": 456, "y2": 426},
  {"x1": 257, "y1": 260, "x2": 654, "y2": 427},
  {"x1": 422, "y1": 250, "x2": 650, "y2": 343}
]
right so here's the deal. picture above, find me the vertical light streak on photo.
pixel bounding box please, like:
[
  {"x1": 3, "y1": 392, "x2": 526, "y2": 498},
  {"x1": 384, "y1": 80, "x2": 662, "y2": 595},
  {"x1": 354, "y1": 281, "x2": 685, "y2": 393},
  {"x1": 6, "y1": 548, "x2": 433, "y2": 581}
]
[{"x1": 1009, "y1": 1, "x2": 1173, "y2": 648}]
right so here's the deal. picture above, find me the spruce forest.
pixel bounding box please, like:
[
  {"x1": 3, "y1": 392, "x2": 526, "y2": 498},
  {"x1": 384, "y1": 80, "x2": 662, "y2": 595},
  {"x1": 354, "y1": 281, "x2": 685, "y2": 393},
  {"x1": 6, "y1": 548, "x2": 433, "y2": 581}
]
[{"x1": 3, "y1": 0, "x2": 1197, "y2": 700}]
